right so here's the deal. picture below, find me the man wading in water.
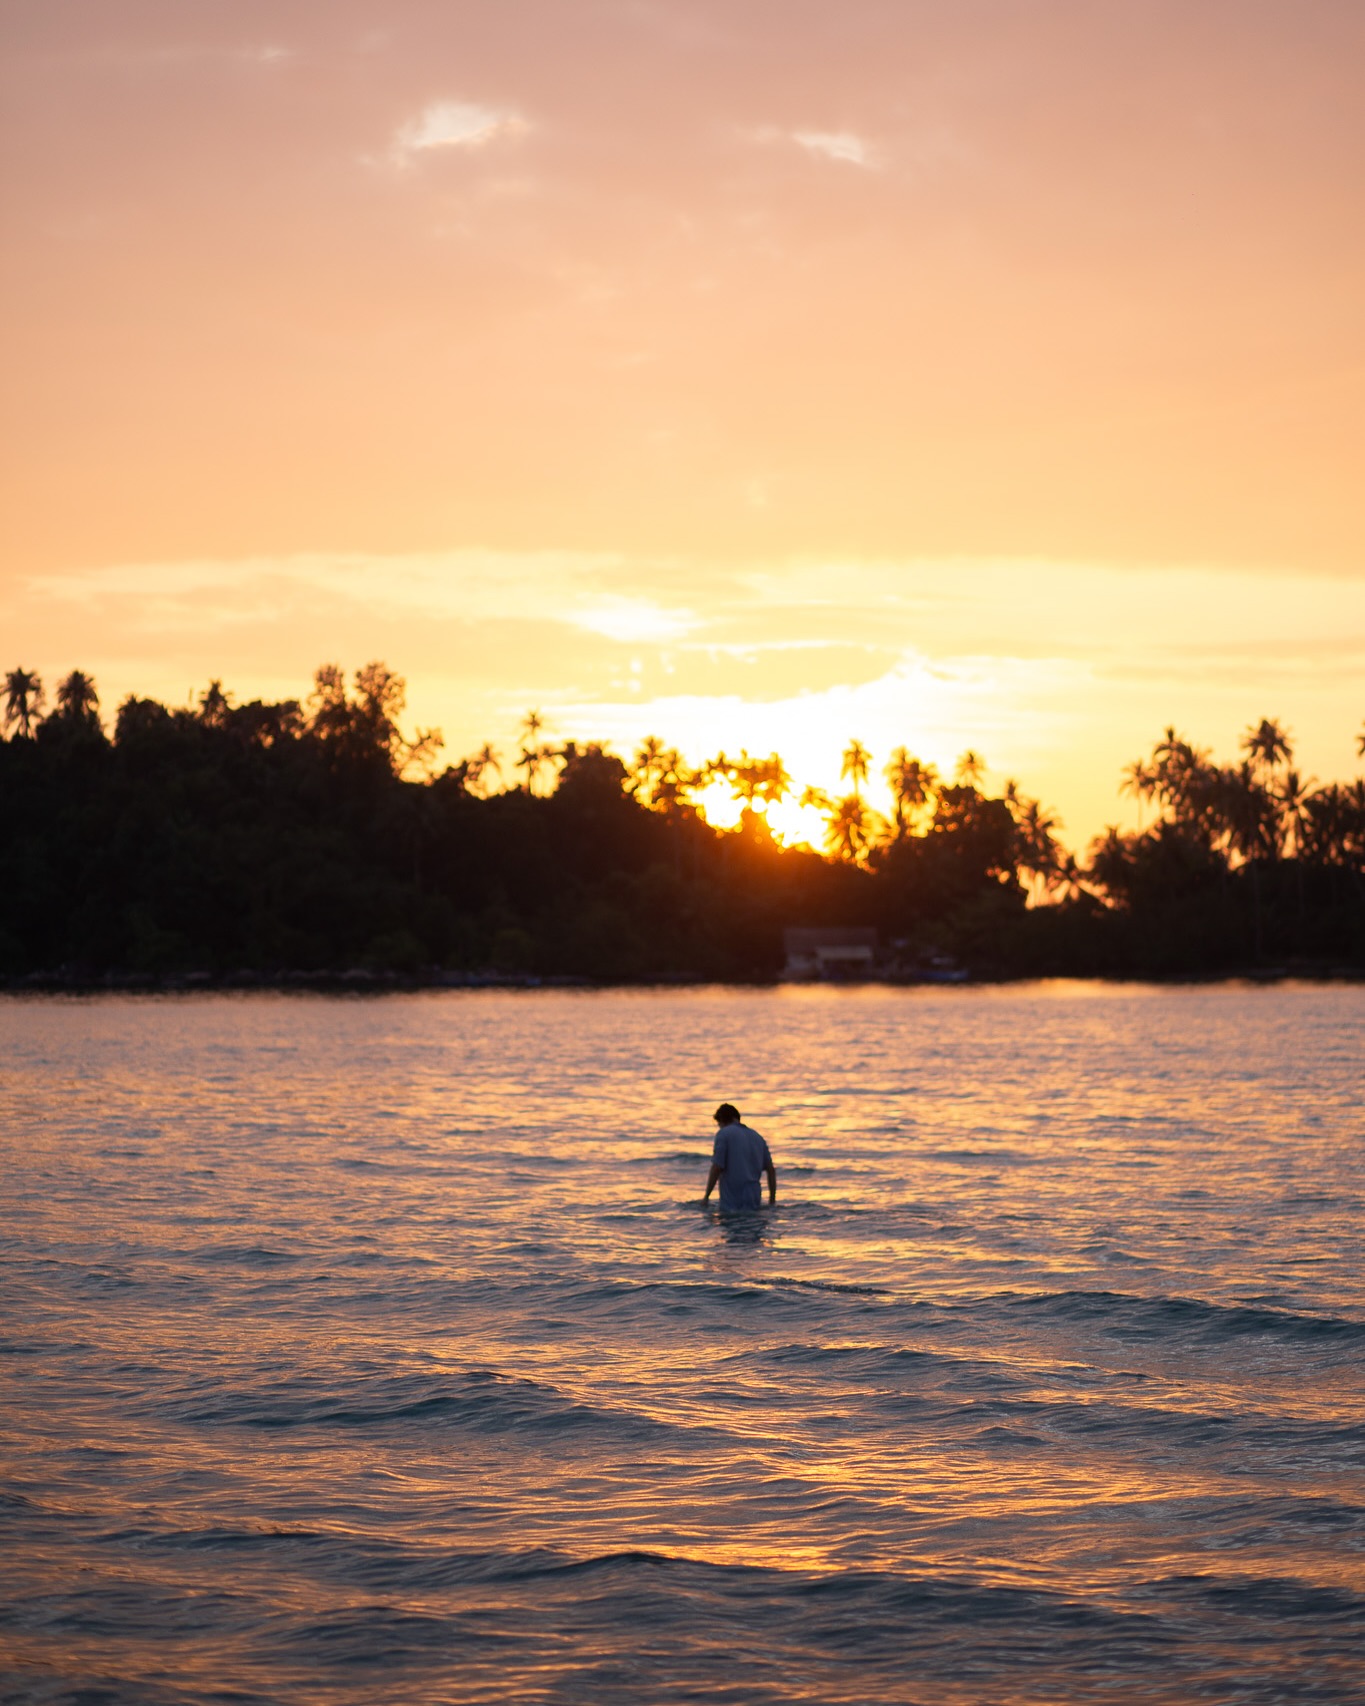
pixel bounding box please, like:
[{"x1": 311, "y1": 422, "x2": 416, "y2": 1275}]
[{"x1": 703, "y1": 1104, "x2": 777, "y2": 1212}]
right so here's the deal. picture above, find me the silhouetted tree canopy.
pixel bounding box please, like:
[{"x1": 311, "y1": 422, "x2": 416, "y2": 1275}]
[{"x1": 1, "y1": 666, "x2": 1361, "y2": 982}]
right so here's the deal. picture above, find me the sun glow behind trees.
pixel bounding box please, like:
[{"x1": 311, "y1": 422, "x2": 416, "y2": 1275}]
[
  {"x1": 3, "y1": 658, "x2": 1362, "y2": 983},
  {"x1": 8, "y1": 552, "x2": 1363, "y2": 859},
  {"x1": 6, "y1": 661, "x2": 1362, "y2": 891}
]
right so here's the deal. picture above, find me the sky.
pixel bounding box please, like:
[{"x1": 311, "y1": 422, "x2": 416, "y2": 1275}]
[{"x1": 3, "y1": 0, "x2": 1363, "y2": 848}]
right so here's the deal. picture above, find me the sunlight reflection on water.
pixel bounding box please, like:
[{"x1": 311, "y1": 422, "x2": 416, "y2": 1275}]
[{"x1": 2, "y1": 983, "x2": 1363, "y2": 1703}]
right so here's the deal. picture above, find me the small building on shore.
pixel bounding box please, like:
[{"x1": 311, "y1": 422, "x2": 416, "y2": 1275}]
[{"x1": 782, "y1": 926, "x2": 879, "y2": 981}]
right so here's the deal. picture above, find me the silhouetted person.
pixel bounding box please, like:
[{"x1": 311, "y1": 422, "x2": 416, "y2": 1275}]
[{"x1": 703, "y1": 1104, "x2": 776, "y2": 1212}]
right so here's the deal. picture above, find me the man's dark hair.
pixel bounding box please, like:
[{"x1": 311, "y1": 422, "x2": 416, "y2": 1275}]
[{"x1": 714, "y1": 1103, "x2": 741, "y2": 1124}]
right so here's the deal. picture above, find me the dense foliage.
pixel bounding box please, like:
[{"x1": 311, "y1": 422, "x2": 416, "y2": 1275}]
[{"x1": 2, "y1": 665, "x2": 1362, "y2": 981}]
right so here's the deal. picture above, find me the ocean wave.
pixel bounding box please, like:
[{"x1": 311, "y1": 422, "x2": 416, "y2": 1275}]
[
  {"x1": 160, "y1": 1367, "x2": 696, "y2": 1445},
  {"x1": 192, "y1": 1245, "x2": 301, "y2": 1267},
  {"x1": 738, "y1": 1337, "x2": 1365, "y2": 1460},
  {"x1": 536, "y1": 1276, "x2": 873, "y2": 1321},
  {"x1": 996, "y1": 1289, "x2": 1365, "y2": 1345},
  {"x1": 1138, "y1": 1572, "x2": 1365, "y2": 1623},
  {"x1": 71, "y1": 1266, "x2": 141, "y2": 1293}
]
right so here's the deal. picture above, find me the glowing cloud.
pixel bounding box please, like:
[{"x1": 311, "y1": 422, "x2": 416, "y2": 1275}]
[
  {"x1": 571, "y1": 598, "x2": 698, "y2": 645},
  {"x1": 743, "y1": 125, "x2": 880, "y2": 168},
  {"x1": 391, "y1": 100, "x2": 525, "y2": 163},
  {"x1": 792, "y1": 130, "x2": 877, "y2": 168}
]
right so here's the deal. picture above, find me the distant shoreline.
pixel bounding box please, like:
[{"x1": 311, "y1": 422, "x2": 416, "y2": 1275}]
[{"x1": 4, "y1": 964, "x2": 1362, "y2": 995}]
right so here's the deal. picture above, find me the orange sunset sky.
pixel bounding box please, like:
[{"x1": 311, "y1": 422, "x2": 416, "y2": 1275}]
[{"x1": 2, "y1": 1, "x2": 1362, "y2": 849}]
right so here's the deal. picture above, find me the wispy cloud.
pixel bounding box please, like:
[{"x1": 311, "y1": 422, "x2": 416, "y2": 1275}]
[
  {"x1": 792, "y1": 130, "x2": 877, "y2": 168},
  {"x1": 391, "y1": 100, "x2": 526, "y2": 164},
  {"x1": 743, "y1": 124, "x2": 881, "y2": 169},
  {"x1": 29, "y1": 550, "x2": 663, "y2": 636},
  {"x1": 571, "y1": 597, "x2": 698, "y2": 645}
]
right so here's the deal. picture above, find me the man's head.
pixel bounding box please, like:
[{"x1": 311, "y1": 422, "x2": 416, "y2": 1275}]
[{"x1": 713, "y1": 1103, "x2": 741, "y2": 1126}]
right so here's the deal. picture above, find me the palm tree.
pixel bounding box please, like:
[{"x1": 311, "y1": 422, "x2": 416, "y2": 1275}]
[
  {"x1": 1299, "y1": 784, "x2": 1343, "y2": 865},
  {"x1": 841, "y1": 739, "x2": 871, "y2": 797},
  {"x1": 1120, "y1": 758, "x2": 1157, "y2": 829},
  {"x1": 517, "y1": 744, "x2": 554, "y2": 794},
  {"x1": 354, "y1": 661, "x2": 406, "y2": 755},
  {"x1": 1214, "y1": 760, "x2": 1279, "y2": 959},
  {"x1": 1303, "y1": 780, "x2": 1365, "y2": 869},
  {"x1": 954, "y1": 749, "x2": 985, "y2": 789},
  {"x1": 467, "y1": 743, "x2": 502, "y2": 795},
  {"x1": 667, "y1": 749, "x2": 700, "y2": 807},
  {"x1": 399, "y1": 727, "x2": 445, "y2": 780},
  {"x1": 1277, "y1": 769, "x2": 1314, "y2": 861},
  {"x1": 641, "y1": 747, "x2": 699, "y2": 815},
  {"x1": 1241, "y1": 717, "x2": 1293, "y2": 779},
  {"x1": 1054, "y1": 851, "x2": 1088, "y2": 903},
  {"x1": 824, "y1": 792, "x2": 878, "y2": 864},
  {"x1": 754, "y1": 753, "x2": 792, "y2": 810},
  {"x1": 516, "y1": 712, "x2": 552, "y2": 793},
  {"x1": 631, "y1": 735, "x2": 665, "y2": 800},
  {"x1": 1138, "y1": 727, "x2": 1218, "y2": 840},
  {"x1": 540, "y1": 742, "x2": 567, "y2": 788},
  {"x1": 720, "y1": 750, "x2": 790, "y2": 813},
  {"x1": 1012, "y1": 795, "x2": 1063, "y2": 902},
  {"x1": 3, "y1": 668, "x2": 44, "y2": 738},
  {"x1": 199, "y1": 680, "x2": 231, "y2": 727},
  {"x1": 1086, "y1": 826, "x2": 1135, "y2": 903},
  {"x1": 1274, "y1": 767, "x2": 1317, "y2": 920},
  {"x1": 1357, "y1": 721, "x2": 1364, "y2": 760},
  {"x1": 726, "y1": 749, "x2": 765, "y2": 808},
  {"x1": 1213, "y1": 761, "x2": 1278, "y2": 865},
  {"x1": 304, "y1": 660, "x2": 424, "y2": 772},
  {"x1": 54, "y1": 670, "x2": 100, "y2": 727},
  {"x1": 307, "y1": 663, "x2": 351, "y2": 740},
  {"x1": 884, "y1": 748, "x2": 937, "y2": 838}
]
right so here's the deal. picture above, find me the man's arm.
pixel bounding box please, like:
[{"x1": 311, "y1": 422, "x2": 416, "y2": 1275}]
[
  {"x1": 703, "y1": 1162, "x2": 722, "y2": 1203},
  {"x1": 764, "y1": 1158, "x2": 777, "y2": 1205}
]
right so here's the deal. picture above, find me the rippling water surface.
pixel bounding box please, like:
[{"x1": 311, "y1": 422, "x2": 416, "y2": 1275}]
[{"x1": 3, "y1": 983, "x2": 1363, "y2": 1704}]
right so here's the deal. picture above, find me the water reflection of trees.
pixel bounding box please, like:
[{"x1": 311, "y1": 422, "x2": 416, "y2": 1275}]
[{"x1": 2, "y1": 664, "x2": 1362, "y2": 980}]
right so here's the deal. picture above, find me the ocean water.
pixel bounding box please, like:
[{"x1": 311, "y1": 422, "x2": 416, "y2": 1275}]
[{"x1": 2, "y1": 982, "x2": 1362, "y2": 1705}]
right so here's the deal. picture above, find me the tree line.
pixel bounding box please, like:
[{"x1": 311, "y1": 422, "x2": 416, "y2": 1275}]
[{"x1": 2, "y1": 663, "x2": 1362, "y2": 982}]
